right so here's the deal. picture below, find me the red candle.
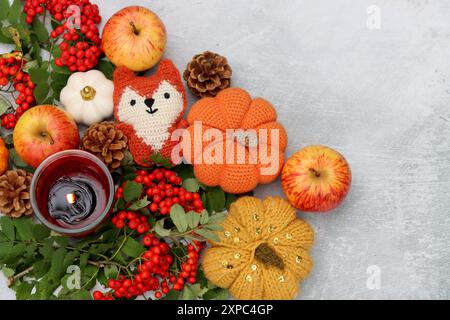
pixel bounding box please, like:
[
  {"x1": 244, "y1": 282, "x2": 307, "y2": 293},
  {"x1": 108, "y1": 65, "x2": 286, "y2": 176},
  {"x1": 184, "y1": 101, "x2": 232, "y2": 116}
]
[{"x1": 30, "y1": 150, "x2": 114, "y2": 237}]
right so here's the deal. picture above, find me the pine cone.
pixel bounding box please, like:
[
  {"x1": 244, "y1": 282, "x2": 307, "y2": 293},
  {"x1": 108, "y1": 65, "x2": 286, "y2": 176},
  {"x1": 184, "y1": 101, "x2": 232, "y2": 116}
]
[
  {"x1": 183, "y1": 51, "x2": 232, "y2": 98},
  {"x1": 82, "y1": 122, "x2": 128, "y2": 172},
  {"x1": 0, "y1": 170, "x2": 33, "y2": 218}
]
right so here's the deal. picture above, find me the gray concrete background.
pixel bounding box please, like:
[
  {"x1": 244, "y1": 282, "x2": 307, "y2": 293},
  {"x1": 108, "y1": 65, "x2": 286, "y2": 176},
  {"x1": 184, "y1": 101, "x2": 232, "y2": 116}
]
[{"x1": 1, "y1": 0, "x2": 450, "y2": 300}]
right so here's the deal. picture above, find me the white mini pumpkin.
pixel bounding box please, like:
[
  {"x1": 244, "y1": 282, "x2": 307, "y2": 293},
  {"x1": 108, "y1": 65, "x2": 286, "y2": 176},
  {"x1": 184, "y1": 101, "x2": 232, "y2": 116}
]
[{"x1": 60, "y1": 70, "x2": 114, "y2": 126}]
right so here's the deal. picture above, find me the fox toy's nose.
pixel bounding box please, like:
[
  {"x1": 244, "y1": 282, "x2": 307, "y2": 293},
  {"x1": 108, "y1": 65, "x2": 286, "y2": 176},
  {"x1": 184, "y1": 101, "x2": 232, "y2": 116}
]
[{"x1": 144, "y1": 98, "x2": 155, "y2": 108}]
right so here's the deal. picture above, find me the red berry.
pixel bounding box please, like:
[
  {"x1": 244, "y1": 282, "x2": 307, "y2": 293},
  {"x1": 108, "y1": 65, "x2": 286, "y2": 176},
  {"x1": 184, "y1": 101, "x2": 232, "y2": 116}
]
[
  {"x1": 93, "y1": 291, "x2": 103, "y2": 300},
  {"x1": 60, "y1": 42, "x2": 69, "y2": 51},
  {"x1": 137, "y1": 224, "x2": 146, "y2": 234},
  {"x1": 149, "y1": 203, "x2": 158, "y2": 212},
  {"x1": 63, "y1": 33, "x2": 72, "y2": 41}
]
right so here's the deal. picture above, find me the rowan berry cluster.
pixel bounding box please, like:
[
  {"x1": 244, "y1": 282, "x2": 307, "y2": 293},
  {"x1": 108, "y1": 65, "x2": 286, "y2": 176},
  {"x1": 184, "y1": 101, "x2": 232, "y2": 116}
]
[
  {"x1": 0, "y1": 56, "x2": 36, "y2": 129},
  {"x1": 24, "y1": 0, "x2": 102, "y2": 72},
  {"x1": 115, "y1": 168, "x2": 205, "y2": 215},
  {"x1": 93, "y1": 238, "x2": 205, "y2": 300},
  {"x1": 111, "y1": 211, "x2": 151, "y2": 234}
]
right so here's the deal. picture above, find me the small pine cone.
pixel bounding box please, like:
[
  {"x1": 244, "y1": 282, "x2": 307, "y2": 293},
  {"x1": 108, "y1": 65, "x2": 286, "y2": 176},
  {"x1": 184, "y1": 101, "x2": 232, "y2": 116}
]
[
  {"x1": 82, "y1": 122, "x2": 128, "y2": 172},
  {"x1": 183, "y1": 51, "x2": 232, "y2": 98},
  {"x1": 0, "y1": 169, "x2": 33, "y2": 218}
]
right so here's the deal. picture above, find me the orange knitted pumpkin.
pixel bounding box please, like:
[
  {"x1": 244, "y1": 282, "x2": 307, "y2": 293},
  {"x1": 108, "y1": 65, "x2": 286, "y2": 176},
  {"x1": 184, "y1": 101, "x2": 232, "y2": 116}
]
[{"x1": 184, "y1": 88, "x2": 288, "y2": 194}]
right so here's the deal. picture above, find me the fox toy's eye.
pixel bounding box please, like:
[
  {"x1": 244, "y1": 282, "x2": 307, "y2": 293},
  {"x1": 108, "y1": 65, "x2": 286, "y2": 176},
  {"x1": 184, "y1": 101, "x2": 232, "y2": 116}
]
[
  {"x1": 130, "y1": 99, "x2": 136, "y2": 106},
  {"x1": 164, "y1": 93, "x2": 170, "y2": 99}
]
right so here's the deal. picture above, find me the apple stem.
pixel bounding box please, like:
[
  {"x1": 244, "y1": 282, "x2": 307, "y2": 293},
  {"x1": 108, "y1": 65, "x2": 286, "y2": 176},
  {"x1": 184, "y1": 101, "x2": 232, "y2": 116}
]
[
  {"x1": 130, "y1": 22, "x2": 139, "y2": 35},
  {"x1": 41, "y1": 131, "x2": 55, "y2": 145},
  {"x1": 309, "y1": 168, "x2": 321, "y2": 178}
]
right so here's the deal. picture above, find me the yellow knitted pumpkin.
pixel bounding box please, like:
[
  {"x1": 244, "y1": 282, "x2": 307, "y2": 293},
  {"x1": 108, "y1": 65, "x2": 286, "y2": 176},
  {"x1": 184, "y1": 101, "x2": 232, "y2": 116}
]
[{"x1": 202, "y1": 197, "x2": 314, "y2": 300}]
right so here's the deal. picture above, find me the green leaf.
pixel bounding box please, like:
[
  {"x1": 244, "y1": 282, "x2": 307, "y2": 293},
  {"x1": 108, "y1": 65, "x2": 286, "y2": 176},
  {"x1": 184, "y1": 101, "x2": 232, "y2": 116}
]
[
  {"x1": 7, "y1": 0, "x2": 21, "y2": 24},
  {"x1": 96, "y1": 271, "x2": 108, "y2": 287},
  {"x1": 32, "y1": 18, "x2": 49, "y2": 42},
  {"x1": 0, "y1": 0, "x2": 10, "y2": 21},
  {"x1": 182, "y1": 178, "x2": 202, "y2": 192},
  {"x1": 170, "y1": 204, "x2": 188, "y2": 233},
  {"x1": 34, "y1": 82, "x2": 50, "y2": 104},
  {"x1": 186, "y1": 211, "x2": 201, "y2": 229},
  {"x1": 63, "y1": 250, "x2": 79, "y2": 268},
  {"x1": 104, "y1": 265, "x2": 119, "y2": 280},
  {"x1": 58, "y1": 289, "x2": 92, "y2": 300},
  {"x1": 199, "y1": 210, "x2": 209, "y2": 225},
  {"x1": 38, "y1": 239, "x2": 54, "y2": 260},
  {"x1": 150, "y1": 153, "x2": 174, "y2": 169},
  {"x1": 9, "y1": 149, "x2": 33, "y2": 171},
  {"x1": 97, "y1": 59, "x2": 115, "y2": 80},
  {"x1": 128, "y1": 197, "x2": 150, "y2": 211},
  {"x1": 162, "y1": 290, "x2": 181, "y2": 300},
  {"x1": 51, "y1": 78, "x2": 66, "y2": 101},
  {"x1": 29, "y1": 66, "x2": 48, "y2": 84},
  {"x1": 32, "y1": 260, "x2": 50, "y2": 278},
  {"x1": 123, "y1": 181, "x2": 143, "y2": 202},
  {"x1": 195, "y1": 229, "x2": 220, "y2": 242},
  {"x1": 3, "y1": 243, "x2": 27, "y2": 264},
  {"x1": 79, "y1": 265, "x2": 98, "y2": 291},
  {"x1": 121, "y1": 237, "x2": 145, "y2": 258},
  {"x1": 121, "y1": 150, "x2": 135, "y2": 167},
  {"x1": 15, "y1": 281, "x2": 35, "y2": 300},
  {"x1": 205, "y1": 187, "x2": 226, "y2": 213},
  {"x1": 204, "y1": 224, "x2": 224, "y2": 232},
  {"x1": 180, "y1": 285, "x2": 196, "y2": 300},
  {"x1": 174, "y1": 164, "x2": 195, "y2": 180},
  {"x1": 53, "y1": 236, "x2": 70, "y2": 247},
  {"x1": 225, "y1": 193, "x2": 238, "y2": 209},
  {"x1": 3, "y1": 133, "x2": 13, "y2": 147},
  {"x1": 51, "y1": 71, "x2": 70, "y2": 84},
  {"x1": 2, "y1": 267, "x2": 14, "y2": 277},
  {"x1": 114, "y1": 198, "x2": 126, "y2": 212},
  {"x1": 22, "y1": 60, "x2": 39, "y2": 73},
  {"x1": 79, "y1": 252, "x2": 89, "y2": 269},
  {"x1": 13, "y1": 217, "x2": 33, "y2": 241},
  {"x1": 48, "y1": 248, "x2": 67, "y2": 282},
  {"x1": 0, "y1": 242, "x2": 13, "y2": 263},
  {"x1": 203, "y1": 287, "x2": 229, "y2": 300},
  {"x1": 0, "y1": 96, "x2": 11, "y2": 116},
  {"x1": 154, "y1": 219, "x2": 171, "y2": 237},
  {"x1": 207, "y1": 212, "x2": 226, "y2": 225},
  {"x1": 32, "y1": 224, "x2": 51, "y2": 241},
  {"x1": 0, "y1": 216, "x2": 15, "y2": 241}
]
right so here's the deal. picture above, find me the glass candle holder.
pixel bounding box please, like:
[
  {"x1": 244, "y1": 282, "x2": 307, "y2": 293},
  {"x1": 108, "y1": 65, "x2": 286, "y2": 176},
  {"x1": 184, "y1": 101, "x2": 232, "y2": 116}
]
[{"x1": 30, "y1": 150, "x2": 114, "y2": 237}]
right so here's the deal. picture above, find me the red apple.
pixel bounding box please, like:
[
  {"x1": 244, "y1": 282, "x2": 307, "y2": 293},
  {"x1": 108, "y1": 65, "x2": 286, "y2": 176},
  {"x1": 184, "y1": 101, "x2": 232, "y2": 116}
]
[
  {"x1": 101, "y1": 6, "x2": 167, "y2": 72},
  {"x1": 13, "y1": 105, "x2": 80, "y2": 168},
  {"x1": 281, "y1": 145, "x2": 352, "y2": 213}
]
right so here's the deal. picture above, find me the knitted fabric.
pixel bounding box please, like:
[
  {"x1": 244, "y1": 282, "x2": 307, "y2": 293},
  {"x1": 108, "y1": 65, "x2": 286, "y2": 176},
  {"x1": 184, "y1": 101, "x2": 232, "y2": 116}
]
[
  {"x1": 113, "y1": 59, "x2": 187, "y2": 167},
  {"x1": 202, "y1": 196, "x2": 314, "y2": 300},
  {"x1": 184, "y1": 88, "x2": 288, "y2": 194}
]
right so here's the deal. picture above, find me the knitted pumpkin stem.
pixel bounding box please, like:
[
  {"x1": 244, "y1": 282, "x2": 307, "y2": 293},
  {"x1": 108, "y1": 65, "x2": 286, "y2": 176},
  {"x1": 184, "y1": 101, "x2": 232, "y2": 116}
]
[{"x1": 255, "y1": 243, "x2": 284, "y2": 270}]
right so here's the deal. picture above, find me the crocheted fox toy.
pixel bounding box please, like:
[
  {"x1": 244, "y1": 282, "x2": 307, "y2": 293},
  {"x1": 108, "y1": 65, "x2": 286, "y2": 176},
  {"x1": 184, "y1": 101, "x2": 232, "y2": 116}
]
[{"x1": 113, "y1": 60, "x2": 187, "y2": 166}]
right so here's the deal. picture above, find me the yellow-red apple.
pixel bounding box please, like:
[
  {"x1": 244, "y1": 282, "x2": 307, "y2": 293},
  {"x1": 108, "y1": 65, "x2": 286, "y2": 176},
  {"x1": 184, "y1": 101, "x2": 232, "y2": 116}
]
[
  {"x1": 13, "y1": 105, "x2": 80, "y2": 168},
  {"x1": 281, "y1": 145, "x2": 352, "y2": 213},
  {"x1": 101, "y1": 6, "x2": 167, "y2": 72}
]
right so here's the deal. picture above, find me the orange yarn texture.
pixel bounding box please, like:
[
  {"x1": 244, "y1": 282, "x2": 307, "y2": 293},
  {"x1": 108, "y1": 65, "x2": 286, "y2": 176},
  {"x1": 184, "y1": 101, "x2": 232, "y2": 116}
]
[
  {"x1": 202, "y1": 197, "x2": 314, "y2": 300},
  {"x1": 184, "y1": 88, "x2": 288, "y2": 194},
  {"x1": 113, "y1": 60, "x2": 187, "y2": 167}
]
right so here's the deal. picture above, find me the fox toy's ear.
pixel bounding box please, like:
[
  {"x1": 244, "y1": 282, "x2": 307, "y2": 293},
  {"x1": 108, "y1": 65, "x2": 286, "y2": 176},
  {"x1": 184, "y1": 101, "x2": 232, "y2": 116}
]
[
  {"x1": 113, "y1": 67, "x2": 136, "y2": 84},
  {"x1": 157, "y1": 59, "x2": 181, "y2": 79}
]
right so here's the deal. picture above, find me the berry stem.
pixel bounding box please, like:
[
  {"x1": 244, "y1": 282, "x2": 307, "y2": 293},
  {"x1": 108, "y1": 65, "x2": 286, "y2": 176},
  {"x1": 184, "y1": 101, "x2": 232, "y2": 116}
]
[{"x1": 108, "y1": 230, "x2": 130, "y2": 261}]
